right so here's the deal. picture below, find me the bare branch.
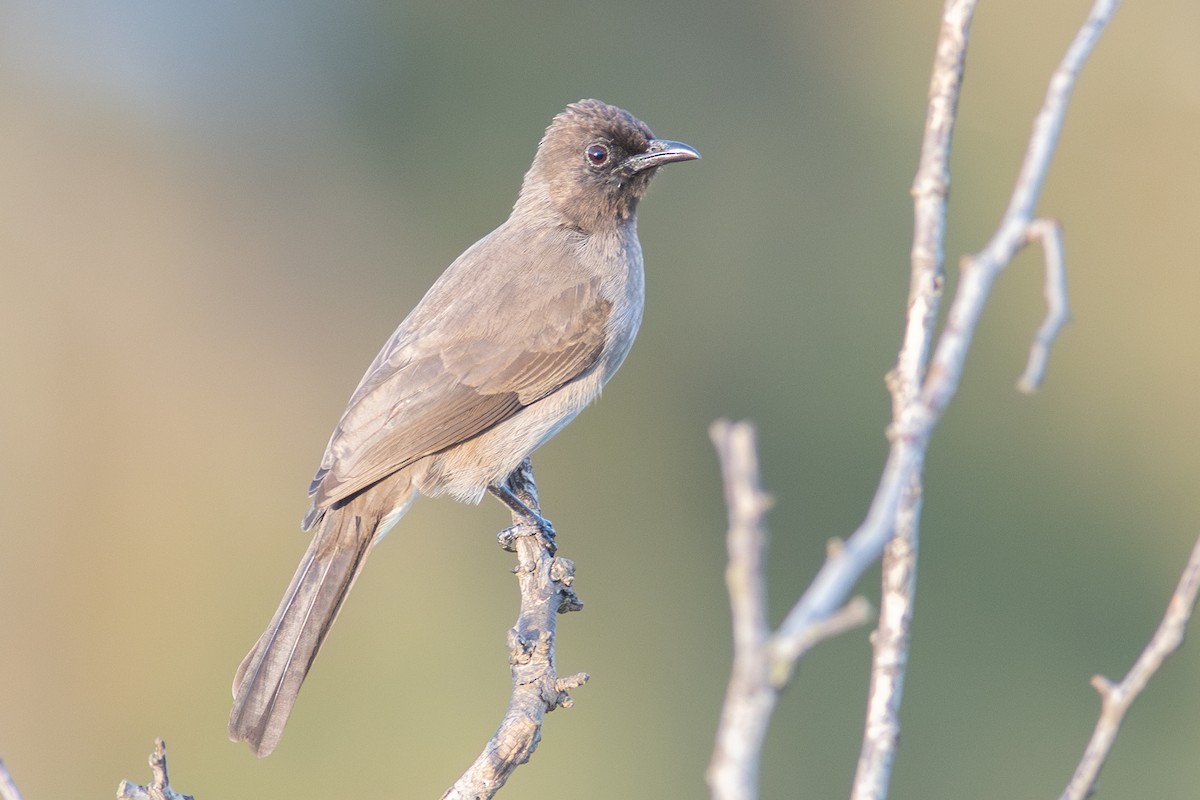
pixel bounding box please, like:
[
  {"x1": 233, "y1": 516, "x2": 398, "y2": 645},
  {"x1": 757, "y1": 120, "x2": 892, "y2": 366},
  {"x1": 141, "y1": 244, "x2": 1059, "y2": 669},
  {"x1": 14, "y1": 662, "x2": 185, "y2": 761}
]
[
  {"x1": 707, "y1": 421, "x2": 869, "y2": 800},
  {"x1": 854, "y1": 2, "x2": 977, "y2": 790},
  {"x1": 1017, "y1": 218, "x2": 1070, "y2": 393},
  {"x1": 853, "y1": 3, "x2": 1116, "y2": 795},
  {"x1": 1059, "y1": 534, "x2": 1200, "y2": 800},
  {"x1": 116, "y1": 739, "x2": 193, "y2": 800},
  {"x1": 715, "y1": 420, "x2": 773, "y2": 660},
  {"x1": 810, "y1": 0, "x2": 1116, "y2": 715},
  {"x1": 923, "y1": 0, "x2": 1118, "y2": 416},
  {"x1": 997, "y1": 0, "x2": 1119, "y2": 240},
  {"x1": 850, "y1": 477, "x2": 921, "y2": 800},
  {"x1": 893, "y1": 0, "x2": 977, "y2": 414},
  {"x1": 709, "y1": 2, "x2": 1120, "y2": 798},
  {"x1": 442, "y1": 459, "x2": 586, "y2": 800},
  {"x1": 707, "y1": 420, "x2": 778, "y2": 800}
]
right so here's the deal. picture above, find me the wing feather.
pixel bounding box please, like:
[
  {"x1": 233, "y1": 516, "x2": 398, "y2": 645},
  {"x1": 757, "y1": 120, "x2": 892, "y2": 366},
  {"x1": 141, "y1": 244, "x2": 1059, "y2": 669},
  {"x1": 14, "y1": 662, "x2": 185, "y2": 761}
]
[{"x1": 306, "y1": 274, "x2": 611, "y2": 515}]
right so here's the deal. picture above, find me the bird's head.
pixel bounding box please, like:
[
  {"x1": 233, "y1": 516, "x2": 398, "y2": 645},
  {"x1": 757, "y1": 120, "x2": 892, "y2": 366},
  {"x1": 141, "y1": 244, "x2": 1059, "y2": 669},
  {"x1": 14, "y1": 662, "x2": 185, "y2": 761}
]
[{"x1": 518, "y1": 99, "x2": 699, "y2": 233}]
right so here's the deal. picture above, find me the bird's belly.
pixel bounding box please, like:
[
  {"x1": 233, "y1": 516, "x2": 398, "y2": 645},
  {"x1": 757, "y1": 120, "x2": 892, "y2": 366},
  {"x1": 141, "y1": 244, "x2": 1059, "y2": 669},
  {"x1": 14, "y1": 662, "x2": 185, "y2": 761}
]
[{"x1": 410, "y1": 371, "x2": 605, "y2": 503}]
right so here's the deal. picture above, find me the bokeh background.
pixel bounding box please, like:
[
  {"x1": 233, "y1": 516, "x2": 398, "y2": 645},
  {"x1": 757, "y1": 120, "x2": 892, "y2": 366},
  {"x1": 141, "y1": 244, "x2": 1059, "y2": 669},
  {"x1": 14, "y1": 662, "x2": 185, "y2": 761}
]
[{"x1": 2, "y1": 0, "x2": 1198, "y2": 797}]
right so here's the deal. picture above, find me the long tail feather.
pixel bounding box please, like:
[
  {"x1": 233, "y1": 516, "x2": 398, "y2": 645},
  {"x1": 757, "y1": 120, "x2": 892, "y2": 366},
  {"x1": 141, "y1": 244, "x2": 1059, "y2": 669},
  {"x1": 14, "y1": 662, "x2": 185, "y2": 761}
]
[{"x1": 228, "y1": 477, "x2": 411, "y2": 757}]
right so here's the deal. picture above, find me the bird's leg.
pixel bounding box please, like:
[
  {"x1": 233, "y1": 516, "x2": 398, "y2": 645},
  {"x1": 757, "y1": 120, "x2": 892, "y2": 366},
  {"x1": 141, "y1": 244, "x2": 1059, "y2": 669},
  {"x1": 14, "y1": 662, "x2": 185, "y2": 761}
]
[{"x1": 491, "y1": 479, "x2": 557, "y2": 554}]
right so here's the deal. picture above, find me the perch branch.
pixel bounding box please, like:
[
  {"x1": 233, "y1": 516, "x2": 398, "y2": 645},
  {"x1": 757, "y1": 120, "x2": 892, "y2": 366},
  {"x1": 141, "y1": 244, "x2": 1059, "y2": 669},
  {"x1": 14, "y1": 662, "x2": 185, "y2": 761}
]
[
  {"x1": 442, "y1": 458, "x2": 586, "y2": 800},
  {"x1": 115, "y1": 739, "x2": 193, "y2": 800},
  {"x1": 1059, "y1": 533, "x2": 1200, "y2": 800}
]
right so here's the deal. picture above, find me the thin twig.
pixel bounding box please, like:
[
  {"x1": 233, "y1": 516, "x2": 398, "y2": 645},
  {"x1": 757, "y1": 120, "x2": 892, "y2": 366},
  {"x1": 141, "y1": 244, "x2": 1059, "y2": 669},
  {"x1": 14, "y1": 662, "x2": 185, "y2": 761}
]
[
  {"x1": 442, "y1": 459, "x2": 586, "y2": 800},
  {"x1": 1017, "y1": 218, "x2": 1070, "y2": 393},
  {"x1": 1059, "y1": 534, "x2": 1200, "y2": 800},
  {"x1": 781, "y1": 594, "x2": 873, "y2": 675}
]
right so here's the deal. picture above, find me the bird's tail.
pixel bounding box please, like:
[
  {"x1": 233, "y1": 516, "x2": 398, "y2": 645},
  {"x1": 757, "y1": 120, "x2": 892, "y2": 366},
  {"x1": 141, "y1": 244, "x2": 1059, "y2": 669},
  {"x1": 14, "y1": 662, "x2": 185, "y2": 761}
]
[{"x1": 228, "y1": 475, "x2": 413, "y2": 757}]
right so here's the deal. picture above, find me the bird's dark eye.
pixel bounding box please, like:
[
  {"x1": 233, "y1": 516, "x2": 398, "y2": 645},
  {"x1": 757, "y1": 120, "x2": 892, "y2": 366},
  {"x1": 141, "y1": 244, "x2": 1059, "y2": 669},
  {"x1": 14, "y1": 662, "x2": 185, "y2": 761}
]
[{"x1": 585, "y1": 143, "x2": 610, "y2": 166}]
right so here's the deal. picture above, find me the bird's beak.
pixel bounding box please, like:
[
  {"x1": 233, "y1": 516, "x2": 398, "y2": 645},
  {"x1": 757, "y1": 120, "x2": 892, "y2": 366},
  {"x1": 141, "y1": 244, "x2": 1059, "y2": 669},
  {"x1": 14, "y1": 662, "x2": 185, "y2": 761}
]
[{"x1": 622, "y1": 139, "x2": 701, "y2": 174}]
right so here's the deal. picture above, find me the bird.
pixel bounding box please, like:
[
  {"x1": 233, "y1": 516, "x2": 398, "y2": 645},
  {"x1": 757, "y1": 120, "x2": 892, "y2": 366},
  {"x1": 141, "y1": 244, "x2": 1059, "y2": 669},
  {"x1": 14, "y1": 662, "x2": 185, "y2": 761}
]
[{"x1": 228, "y1": 98, "x2": 699, "y2": 757}]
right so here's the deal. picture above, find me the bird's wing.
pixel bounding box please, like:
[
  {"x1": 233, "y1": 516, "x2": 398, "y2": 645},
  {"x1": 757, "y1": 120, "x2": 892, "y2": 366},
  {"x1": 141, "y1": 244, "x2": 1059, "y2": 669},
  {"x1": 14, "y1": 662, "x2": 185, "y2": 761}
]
[{"x1": 305, "y1": 276, "x2": 611, "y2": 516}]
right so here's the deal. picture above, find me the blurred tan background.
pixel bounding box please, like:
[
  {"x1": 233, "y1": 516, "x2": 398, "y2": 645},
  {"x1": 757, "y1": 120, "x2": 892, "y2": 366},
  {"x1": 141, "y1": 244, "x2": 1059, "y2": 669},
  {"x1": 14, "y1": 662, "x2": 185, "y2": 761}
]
[{"x1": 2, "y1": 1, "x2": 1198, "y2": 797}]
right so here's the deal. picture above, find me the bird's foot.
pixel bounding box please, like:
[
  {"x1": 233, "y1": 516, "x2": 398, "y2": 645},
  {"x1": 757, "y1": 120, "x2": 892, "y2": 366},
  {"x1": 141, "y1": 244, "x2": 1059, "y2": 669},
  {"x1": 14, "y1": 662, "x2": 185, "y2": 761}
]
[
  {"x1": 497, "y1": 515, "x2": 557, "y2": 554},
  {"x1": 490, "y1": 479, "x2": 557, "y2": 553}
]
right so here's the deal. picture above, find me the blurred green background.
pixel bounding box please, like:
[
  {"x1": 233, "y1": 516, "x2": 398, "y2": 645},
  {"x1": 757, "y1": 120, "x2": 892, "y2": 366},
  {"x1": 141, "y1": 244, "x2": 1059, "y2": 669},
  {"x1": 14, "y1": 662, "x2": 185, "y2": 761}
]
[{"x1": 2, "y1": 0, "x2": 1198, "y2": 797}]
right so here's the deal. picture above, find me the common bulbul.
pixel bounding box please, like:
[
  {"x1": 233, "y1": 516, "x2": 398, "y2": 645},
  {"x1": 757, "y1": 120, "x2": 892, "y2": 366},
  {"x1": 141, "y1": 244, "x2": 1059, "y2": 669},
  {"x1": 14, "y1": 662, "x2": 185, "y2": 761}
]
[{"x1": 228, "y1": 99, "x2": 699, "y2": 756}]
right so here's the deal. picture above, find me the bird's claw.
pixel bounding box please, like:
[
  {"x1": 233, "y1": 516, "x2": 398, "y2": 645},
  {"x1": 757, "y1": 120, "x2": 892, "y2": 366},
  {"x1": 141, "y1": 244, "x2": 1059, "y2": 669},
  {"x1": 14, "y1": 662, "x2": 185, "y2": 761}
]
[{"x1": 497, "y1": 515, "x2": 557, "y2": 554}]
